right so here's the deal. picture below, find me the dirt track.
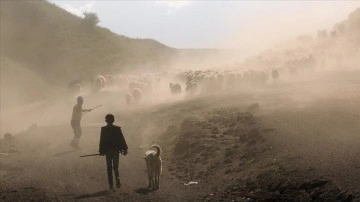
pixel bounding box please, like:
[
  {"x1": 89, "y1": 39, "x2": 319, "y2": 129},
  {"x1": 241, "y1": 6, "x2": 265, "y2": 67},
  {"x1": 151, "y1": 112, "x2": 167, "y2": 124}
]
[{"x1": 1, "y1": 69, "x2": 360, "y2": 201}]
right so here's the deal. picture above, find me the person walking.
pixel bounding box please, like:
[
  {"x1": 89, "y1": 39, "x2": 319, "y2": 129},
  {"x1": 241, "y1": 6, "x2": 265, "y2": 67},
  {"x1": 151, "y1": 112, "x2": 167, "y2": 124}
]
[
  {"x1": 99, "y1": 114, "x2": 128, "y2": 190},
  {"x1": 70, "y1": 96, "x2": 91, "y2": 149}
]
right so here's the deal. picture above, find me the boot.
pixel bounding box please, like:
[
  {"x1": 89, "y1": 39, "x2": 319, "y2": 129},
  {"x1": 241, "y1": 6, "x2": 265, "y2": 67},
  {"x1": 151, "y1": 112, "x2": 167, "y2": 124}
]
[
  {"x1": 116, "y1": 177, "x2": 121, "y2": 188},
  {"x1": 70, "y1": 138, "x2": 81, "y2": 149},
  {"x1": 70, "y1": 140, "x2": 76, "y2": 148}
]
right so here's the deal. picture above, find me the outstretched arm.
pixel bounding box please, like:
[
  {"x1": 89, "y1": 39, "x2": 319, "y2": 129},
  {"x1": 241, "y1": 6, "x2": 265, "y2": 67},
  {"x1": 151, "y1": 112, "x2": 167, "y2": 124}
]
[{"x1": 82, "y1": 109, "x2": 92, "y2": 112}]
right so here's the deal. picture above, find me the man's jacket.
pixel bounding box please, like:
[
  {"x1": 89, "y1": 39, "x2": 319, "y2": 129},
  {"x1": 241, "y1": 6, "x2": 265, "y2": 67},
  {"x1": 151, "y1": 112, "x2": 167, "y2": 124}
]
[{"x1": 99, "y1": 125, "x2": 128, "y2": 154}]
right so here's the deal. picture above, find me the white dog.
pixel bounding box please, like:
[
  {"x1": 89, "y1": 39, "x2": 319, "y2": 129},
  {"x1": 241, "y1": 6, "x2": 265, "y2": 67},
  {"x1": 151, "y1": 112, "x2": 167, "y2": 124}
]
[{"x1": 144, "y1": 145, "x2": 162, "y2": 189}]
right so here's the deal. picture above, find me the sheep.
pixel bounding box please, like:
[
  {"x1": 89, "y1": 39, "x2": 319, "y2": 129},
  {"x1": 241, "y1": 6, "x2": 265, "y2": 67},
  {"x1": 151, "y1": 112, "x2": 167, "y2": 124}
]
[
  {"x1": 125, "y1": 92, "x2": 132, "y2": 105},
  {"x1": 271, "y1": 70, "x2": 280, "y2": 84},
  {"x1": 169, "y1": 83, "x2": 182, "y2": 95},
  {"x1": 132, "y1": 88, "x2": 142, "y2": 104},
  {"x1": 68, "y1": 80, "x2": 82, "y2": 94}
]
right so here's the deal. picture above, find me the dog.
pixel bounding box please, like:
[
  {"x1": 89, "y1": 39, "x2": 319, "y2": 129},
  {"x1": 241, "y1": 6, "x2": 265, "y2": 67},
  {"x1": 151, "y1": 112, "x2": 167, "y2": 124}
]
[{"x1": 144, "y1": 145, "x2": 162, "y2": 189}]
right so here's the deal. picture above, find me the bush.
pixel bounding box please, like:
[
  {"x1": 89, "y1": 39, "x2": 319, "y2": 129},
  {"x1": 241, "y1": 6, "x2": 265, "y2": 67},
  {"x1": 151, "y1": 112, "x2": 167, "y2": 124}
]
[{"x1": 81, "y1": 11, "x2": 99, "y2": 30}]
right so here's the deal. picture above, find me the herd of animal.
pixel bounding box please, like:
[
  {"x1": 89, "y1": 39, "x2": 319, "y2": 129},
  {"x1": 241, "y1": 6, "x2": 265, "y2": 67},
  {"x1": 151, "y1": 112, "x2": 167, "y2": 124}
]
[
  {"x1": 67, "y1": 39, "x2": 360, "y2": 105},
  {"x1": 67, "y1": 54, "x2": 320, "y2": 104}
]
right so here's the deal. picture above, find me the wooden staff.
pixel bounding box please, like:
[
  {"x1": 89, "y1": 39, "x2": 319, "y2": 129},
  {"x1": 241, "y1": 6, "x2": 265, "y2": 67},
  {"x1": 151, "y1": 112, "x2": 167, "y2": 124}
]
[
  {"x1": 80, "y1": 151, "x2": 126, "y2": 157},
  {"x1": 82, "y1": 105, "x2": 103, "y2": 115},
  {"x1": 80, "y1": 153, "x2": 100, "y2": 157}
]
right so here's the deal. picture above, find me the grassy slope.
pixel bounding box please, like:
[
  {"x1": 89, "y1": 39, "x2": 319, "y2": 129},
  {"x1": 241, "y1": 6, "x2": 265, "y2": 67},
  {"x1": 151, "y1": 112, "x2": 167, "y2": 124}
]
[
  {"x1": 0, "y1": 0, "x2": 175, "y2": 84},
  {"x1": 0, "y1": 0, "x2": 177, "y2": 107},
  {"x1": 0, "y1": 57, "x2": 52, "y2": 108}
]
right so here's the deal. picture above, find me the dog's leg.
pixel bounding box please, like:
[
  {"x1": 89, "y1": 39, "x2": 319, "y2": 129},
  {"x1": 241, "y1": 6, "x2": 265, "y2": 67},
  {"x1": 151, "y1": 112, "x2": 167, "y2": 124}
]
[
  {"x1": 153, "y1": 172, "x2": 157, "y2": 189},
  {"x1": 146, "y1": 160, "x2": 153, "y2": 188},
  {"x1": 148, "y1": 175, "x2": 152, "y2": 188},
  {"x1": 151, "y1": 176, "x2": 155, "y2": 189},
  {"x1": 156, "y1": 173, "x2": 160, "y2": 189},
  {"x1": 148, "y1": 171, "x2": 155, "y2": 189},
  {"x1": 153, "y1": 169, "x2": 159, "y2": 189}
]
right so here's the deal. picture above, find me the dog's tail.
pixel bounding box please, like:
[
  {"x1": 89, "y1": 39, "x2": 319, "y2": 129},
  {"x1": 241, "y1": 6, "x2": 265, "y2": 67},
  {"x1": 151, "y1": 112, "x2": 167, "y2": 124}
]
[{"x1": 151, "y1": 145, "x2": 161, "y2": 157}]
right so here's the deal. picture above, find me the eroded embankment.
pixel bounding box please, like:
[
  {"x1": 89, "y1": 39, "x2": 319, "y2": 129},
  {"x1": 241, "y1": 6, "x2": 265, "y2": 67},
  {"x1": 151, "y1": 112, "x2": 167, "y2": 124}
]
[{"x1": 153, "y1": 106, "x2": 359, "y2": 201}]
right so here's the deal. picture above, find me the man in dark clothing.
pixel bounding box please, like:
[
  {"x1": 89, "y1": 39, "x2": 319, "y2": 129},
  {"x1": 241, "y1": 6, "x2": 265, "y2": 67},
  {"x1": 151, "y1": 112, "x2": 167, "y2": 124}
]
[{"x1": 99, "y1": 114, "x2": 128, "y2": 190}]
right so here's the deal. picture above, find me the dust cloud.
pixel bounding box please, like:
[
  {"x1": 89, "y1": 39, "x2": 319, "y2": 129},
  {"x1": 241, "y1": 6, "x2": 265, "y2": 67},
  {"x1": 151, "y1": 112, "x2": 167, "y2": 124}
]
[{"x1": 1, "y1": 1, "x2": 360, "y2": 201}]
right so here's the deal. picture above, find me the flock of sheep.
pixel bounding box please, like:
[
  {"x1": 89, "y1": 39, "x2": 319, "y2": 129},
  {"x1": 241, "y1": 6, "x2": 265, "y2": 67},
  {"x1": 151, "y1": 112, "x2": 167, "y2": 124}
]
[
  {"x1": 67, "y1": 53, "x2": 321, "y2": 105},
  {"x1": 67, "y1": 8, "x2": 360, "y2": 104}
]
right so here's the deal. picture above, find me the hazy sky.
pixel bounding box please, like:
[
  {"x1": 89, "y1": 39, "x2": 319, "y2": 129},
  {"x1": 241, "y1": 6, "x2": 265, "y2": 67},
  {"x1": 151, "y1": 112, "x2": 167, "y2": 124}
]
[{"x1": 50, "y1": 1, "x2": 360, "y2": 51}]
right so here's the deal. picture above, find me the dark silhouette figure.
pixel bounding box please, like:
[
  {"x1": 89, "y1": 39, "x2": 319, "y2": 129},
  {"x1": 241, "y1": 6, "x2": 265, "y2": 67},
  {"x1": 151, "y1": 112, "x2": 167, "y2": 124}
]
[
  {"x1": 99, "y1": 114, "x2": 128, "y2": 190},
  {"x1": 70, "y1": 96, "x2": 91, "y2": 149}
]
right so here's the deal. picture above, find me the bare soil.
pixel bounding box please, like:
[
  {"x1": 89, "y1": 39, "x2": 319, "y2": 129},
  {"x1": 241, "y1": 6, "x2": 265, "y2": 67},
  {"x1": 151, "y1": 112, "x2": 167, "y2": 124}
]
[{"x1": 1, "y1": 70, "x2": 360, "y2": 201}]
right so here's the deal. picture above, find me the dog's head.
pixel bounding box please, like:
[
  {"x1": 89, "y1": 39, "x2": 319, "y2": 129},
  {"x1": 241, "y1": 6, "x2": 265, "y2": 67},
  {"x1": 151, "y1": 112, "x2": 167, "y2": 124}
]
[
  {"x1": 144, "y1": 150, "x2": 156, "y2": 160},
  {"x1": 144, "y1": 145, "x2": 162, "y2": 164},
  {"x1": 144, "y1": 151, "x2": 158, "y2": 169}
]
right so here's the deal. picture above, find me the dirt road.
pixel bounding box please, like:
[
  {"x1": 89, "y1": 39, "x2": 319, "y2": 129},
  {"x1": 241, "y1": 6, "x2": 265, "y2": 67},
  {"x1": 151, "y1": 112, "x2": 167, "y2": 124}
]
[{"x1": 2, "y1": 69, "x2": 360, "y2": 201}]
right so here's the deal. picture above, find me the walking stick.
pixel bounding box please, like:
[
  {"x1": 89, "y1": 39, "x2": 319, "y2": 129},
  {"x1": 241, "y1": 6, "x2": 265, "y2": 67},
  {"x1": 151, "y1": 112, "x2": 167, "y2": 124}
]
[
  {"x1": 80, "y1": 153, "x2": 101, "y2": 157},
  {"x1": 82, "y1": 105, "x2": 103, "y2": 115},
  {"x1": 80, "y1": 151, "x2": 126, "y2": 157}
]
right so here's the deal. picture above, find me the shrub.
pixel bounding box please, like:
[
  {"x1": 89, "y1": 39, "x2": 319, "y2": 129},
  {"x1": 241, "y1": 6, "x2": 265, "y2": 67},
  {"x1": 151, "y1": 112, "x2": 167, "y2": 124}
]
[{"x1": 81, "y1": 11, "x2": 99, "y2": 30}]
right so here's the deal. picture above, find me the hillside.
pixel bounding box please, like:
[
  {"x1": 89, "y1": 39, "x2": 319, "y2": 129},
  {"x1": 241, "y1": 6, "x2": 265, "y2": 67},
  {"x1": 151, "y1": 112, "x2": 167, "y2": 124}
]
[
  {"x1": 242, "y1": 7, "x2": 360, "y2": 71},
  {"x1": 0, "y1": 0, "x2": 176, "y2": 82},
  {"x1": 0, "y1": 0, "x2": 246, "y2": 108},
  {"x1": 0, "y1": 0, "x2": 179, "y2": 107}
]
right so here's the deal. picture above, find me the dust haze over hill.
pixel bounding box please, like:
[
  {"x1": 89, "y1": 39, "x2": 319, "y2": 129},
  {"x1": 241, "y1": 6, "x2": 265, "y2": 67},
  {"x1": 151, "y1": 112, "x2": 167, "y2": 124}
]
[
  {"x1": 1, "y1": 1, "x2": 360, "y2": 201},
  {"x1": 0, "y1": 0, "x2": 245, "y2": 109}
]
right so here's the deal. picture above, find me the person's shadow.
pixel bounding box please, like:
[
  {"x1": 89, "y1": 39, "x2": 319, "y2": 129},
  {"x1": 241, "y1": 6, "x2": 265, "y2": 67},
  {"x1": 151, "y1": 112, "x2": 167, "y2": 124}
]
[
  {"x1": 52, "y1": 149, "x2": 78, "y2": 157},
  {"x1": 75, "y1": 190, "x2": 110, "y2": 199},
  {"x1": 134, "y1": 187, "x2": 155, "y2": 195}
]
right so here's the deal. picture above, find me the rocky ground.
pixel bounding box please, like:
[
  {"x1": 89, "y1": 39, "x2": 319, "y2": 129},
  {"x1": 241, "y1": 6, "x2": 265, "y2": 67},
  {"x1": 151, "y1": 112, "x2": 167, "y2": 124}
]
[{"x1": 1, "y1": 69, "x2": 360, "y2": 201}]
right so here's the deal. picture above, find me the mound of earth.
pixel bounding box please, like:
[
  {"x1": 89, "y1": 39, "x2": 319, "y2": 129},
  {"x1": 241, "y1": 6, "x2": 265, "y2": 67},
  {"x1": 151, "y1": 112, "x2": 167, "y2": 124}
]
[
  {"x1": 154, "y1": 106, "x2": 360, "y2": 201},
  {"x1": 160, "y1": 108, "x2": 267, "y2": 179}
]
